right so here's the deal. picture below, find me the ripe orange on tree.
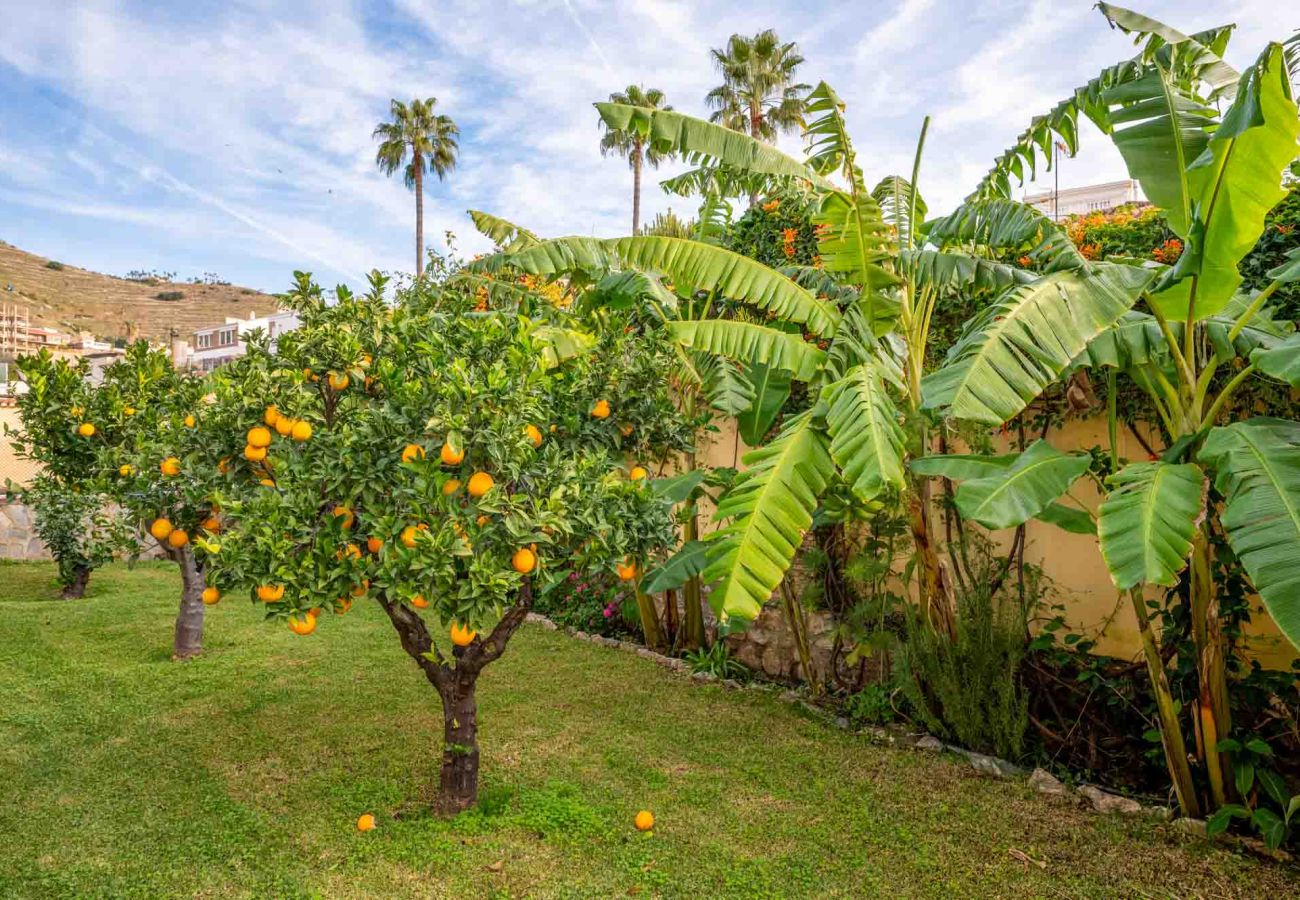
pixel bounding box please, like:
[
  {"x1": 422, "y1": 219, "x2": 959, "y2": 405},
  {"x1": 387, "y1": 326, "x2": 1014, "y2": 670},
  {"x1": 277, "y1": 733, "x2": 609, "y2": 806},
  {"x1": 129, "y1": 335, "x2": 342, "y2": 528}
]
[
  {"x1": 257, "y1": 584, "x2": 285, "y2": 603},
  {"x1": 524, "y1": 424, "x2": 543, "y2": 447},
  {"x1": 328, "y1": 372, "x2": 350, "y2": 391},
  {"x1": 617, "y1": 558, "x2": 638, "y2": 581},
  {"x1": 263, "y1": 406, "x2": 280, "y2": 427},
  {"x1": 288, "y1": 613, "x2": 317, "y2": 635},
  {"x1": 401, "y1": 443, "x2": 425, "y2": 463},
  {"x1": 411, "y1": 594, "x2": 429, "y2": 609},
  {"x1": 150, "y1": 518, "x2": 174, "y2": 541},
  {"x1": 442, "y1": 478, "x2": 461, "y2": 496},
  {"x1": 590, "y1": 399, "x2": 611, "y2": 419},
  {"x1": 274, "y1": 415, "x2": 294, "y2": 437},
  {"x1": 291, "y1": 420, "x2": 312, "y2": 441},
  {"x1": 511, "y1": 547, "x2": 537, "y2": 574},
  {"x1": 77, "y1": 422, "x2": 96, "y2": 437},
  {"x1": 160, "y1": 457, "x2": 181, "y2": 476},
  {"x1": 467, "y1": 472, "x2": 494, "y2": 498},
  {"x1": 440, "y1": 442, "x2": 464, "y2": 466},
  {"x1": 244, "y1": 444, "x2": 268, "y2": 462},
  {"x1": 400, "y1": 525, "x2": 420, "y2": 548},
  {"x1": 366, "y1": 536, "x2": 383, "y2": 554},
  {"x1": 629, "y1": 465, "x2": 648, "y2": 481},
  {"x1": 201, "y1": 587, "x2": 221, "y2": 605},
  {"x1": 247, "y1": 426, "x2": 272, "y2": 448},
  {"x1": 167, "y1": 529, "x2": 190, "y2": 548},
  {"x1": 449, "y1": 622, "x2": 476, "y2": 646},
  {"x1": 333, "y1": 506, "x2": 355, "y2": 529}
]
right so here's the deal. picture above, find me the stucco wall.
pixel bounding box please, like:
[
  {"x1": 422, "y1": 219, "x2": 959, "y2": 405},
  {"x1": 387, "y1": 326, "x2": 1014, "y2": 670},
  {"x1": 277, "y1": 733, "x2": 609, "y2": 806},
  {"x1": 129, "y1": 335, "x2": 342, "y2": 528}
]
[{"x1": 694, "y1": 415, "x2": 1298, "y2": 672}]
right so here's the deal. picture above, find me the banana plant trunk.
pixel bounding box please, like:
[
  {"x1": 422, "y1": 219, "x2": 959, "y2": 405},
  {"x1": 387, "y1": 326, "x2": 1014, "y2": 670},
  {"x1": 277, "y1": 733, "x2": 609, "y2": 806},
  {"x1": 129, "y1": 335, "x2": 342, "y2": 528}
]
[
  {"x1": 173, "y1": 546, "x2": 205, "y2": 660},
  {"x1": 908, "y1": 482, "x2": 956, "y2": 641},
  {"x1": 635, "y1": 584, "x2": 668, "y2": 652},
  {"x1": 680, "y1": 448, "x2": 705, "y2": 651},
  {"x1": 1189, "y1": 528, "x2": 1233, "y2": 807},
  {"x1": 1129, "y1": 590, "x2": 1201, "y2": 817}
]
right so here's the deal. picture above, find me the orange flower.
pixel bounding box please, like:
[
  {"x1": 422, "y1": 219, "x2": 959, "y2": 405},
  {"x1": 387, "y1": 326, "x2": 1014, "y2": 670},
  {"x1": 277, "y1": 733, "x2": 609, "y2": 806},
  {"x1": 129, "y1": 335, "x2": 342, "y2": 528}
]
[
  {"x1": 1277, "y1": 224, "x2": 1294, "y2": 235},
  {"x1": 781, "y1": 227, "x2": 798, "y2": 242},
  {"x1": 761, "y1": 199, "x2": 780, "y2": 212},
  {"x1": 1152, "y1": 238, "x2": 1183, "y2": 263},
  {"x1": 1079, "y1": 243, "x2": 1101, "y2": 260},
  {"x1": 1017, "y1": 255, "x2": 1032, "y2": 267}
]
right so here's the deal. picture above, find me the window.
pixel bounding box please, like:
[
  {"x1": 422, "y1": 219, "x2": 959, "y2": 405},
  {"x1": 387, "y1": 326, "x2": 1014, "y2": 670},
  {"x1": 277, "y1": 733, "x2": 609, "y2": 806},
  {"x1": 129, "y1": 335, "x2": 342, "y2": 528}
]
[{"x1": 196, "y1": 332, "x2": 212, "y2": 349}]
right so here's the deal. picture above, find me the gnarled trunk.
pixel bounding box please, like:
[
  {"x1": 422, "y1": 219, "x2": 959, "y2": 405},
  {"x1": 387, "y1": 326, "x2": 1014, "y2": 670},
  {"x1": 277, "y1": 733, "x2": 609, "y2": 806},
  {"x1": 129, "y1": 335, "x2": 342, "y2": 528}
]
[
  {"x1": 173, "y1": 546, "x2": 205, "y2": 660},
  {"x1": 380, "y1": 582, "x2": 534, "y2": 815},
  {"x1": 61, "y1": 565, "x2": 91, "y2": 599}
]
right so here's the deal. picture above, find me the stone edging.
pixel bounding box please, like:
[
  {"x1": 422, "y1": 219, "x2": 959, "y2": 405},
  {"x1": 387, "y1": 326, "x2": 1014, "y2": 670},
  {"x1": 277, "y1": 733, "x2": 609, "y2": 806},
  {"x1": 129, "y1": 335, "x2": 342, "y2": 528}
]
[{"x1": 523, "y1": 612, "x2": 1244, "y2": 841}]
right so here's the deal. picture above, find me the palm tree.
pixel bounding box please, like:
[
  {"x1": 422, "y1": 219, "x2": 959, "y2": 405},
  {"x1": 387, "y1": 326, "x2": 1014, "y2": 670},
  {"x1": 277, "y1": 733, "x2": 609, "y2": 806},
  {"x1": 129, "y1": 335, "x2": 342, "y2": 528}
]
[
  {"x1": 598, "y1": 86, "x2": 673, "y2": 234},
  {"x1": 705, "y1": 29, "x2": 809, "y2": 144},
  {"x1": 373, "y1": 98, "x2": 459, "y2": 277}
]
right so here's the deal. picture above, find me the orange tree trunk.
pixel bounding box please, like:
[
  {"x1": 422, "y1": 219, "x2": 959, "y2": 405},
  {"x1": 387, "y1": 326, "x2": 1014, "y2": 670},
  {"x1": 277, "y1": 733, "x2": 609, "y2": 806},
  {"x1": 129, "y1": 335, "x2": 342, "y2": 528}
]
[
  {"x1": 380, "y1": 580, "x2": 534, "y2": 814},
  {"x1": 172, "y1": 546, "x2": 205, "y2": 660}
]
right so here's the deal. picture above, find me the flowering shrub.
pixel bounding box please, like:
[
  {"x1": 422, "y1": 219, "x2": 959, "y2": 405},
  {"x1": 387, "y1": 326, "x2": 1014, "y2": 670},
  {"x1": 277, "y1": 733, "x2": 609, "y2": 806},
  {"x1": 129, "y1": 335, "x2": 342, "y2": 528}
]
[
  {"x1": 533, "y1": 570, "x2": 641, "y2": 638},
  {"x1": 724, "y1": 190, "x2": 820, "y2": 269},
  {"x1": 1061, "y1": 204, "x2": 1170, "y2": 261}
]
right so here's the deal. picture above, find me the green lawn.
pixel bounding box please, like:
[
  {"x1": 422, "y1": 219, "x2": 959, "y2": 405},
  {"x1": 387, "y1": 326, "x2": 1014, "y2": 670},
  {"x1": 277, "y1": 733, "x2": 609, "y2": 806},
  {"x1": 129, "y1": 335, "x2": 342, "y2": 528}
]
[{"x1": 1, "y1": 561, "x2": 1292, "y2": 898}]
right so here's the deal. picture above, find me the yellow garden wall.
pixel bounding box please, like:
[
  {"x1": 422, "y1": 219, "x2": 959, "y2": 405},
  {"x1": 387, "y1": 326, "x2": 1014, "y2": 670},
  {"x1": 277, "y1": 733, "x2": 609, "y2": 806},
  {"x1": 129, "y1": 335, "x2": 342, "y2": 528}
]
[{"x1": 692, "y1": 414, "x2": 1299, "y2": 672}]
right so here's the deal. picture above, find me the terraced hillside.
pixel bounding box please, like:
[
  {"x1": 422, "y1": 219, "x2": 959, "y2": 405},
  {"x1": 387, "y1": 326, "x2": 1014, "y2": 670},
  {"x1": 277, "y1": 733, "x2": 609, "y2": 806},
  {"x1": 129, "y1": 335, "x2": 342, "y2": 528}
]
[{"x1": 0, "y1": 241, "x2": 274, "y2": 341}]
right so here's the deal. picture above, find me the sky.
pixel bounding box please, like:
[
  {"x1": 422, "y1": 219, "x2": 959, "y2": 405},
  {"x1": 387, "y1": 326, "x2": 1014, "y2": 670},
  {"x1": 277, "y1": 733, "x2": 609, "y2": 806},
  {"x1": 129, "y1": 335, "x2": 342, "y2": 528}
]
[{"x1": 0, "y1": 0, "x2": 1290, "y2": 293}]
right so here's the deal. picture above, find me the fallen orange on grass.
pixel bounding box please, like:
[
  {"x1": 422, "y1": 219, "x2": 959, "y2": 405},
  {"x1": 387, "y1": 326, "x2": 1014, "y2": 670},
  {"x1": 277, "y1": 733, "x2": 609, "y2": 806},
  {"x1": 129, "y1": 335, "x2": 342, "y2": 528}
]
[
  {"x1": 183, "y1": 415, "x2": 196, "y2": 428},
  {"x1": 118, "y1": 464, "x2": 134, "y2": 477},
  {"x1": 356, "y1": 813, "x2": 376, "y2": 832},
  {"x1": 634, "y1": 810, "x2": 654, "y2": 832},
  {"x1": 590, "y1": 399, "x2": 611, "y2": 419}
]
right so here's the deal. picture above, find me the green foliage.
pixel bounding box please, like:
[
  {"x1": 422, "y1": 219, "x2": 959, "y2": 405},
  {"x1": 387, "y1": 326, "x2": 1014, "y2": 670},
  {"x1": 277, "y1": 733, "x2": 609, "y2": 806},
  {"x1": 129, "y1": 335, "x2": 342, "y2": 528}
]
[
  {"x1": 1207, "y1": 736, "x2": 1300, "y2": 850},
  {"x1": 21, "y1": 475, "x2": 130, "y2": 593},
  {"x1": 44, "y1": 260, "x2": 64, "y2": 270},
  {"x1": 894, "y1": 574, "x2": 1033, "y2": 760},
  {"x1": 844, "y1": 683, "x2": 897, "y2": 726},
  {"x1": 723, "y1": 191, "x2": 820, "y2": 269},
  {"x1": 154, "y1": 291, "x2": 185, "y2": 301},
  {"x1": 682, "y1": 641, "x2": 749, "y2": 681},
  {"x1": 533, "y1": 571, "x2": 639, "y2": 639}
]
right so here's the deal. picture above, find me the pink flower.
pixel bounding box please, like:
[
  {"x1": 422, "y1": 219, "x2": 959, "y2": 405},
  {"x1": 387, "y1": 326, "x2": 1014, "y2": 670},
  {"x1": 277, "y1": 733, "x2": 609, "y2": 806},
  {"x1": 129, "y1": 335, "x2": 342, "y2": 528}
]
[{"x1": 602, "y1": 606, "x2": 614, "y2": 618}]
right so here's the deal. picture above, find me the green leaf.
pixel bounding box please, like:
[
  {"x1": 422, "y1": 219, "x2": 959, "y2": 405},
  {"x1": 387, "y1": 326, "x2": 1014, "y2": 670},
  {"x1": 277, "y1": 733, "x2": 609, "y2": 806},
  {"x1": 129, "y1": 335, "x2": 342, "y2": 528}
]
[
  {"x1": 469, "y1": 236, "x2": 622, "y2": 277},
  {"x1": 699, "y1": 354, "x2": 754, "y2": 416},
  {"x1": 1257, "y1": 768, "x2": 1289, "y2": 809},
  {"x1": 898, "y1": 249, "x2": 1035, "y2": 296},
  {"x1": 612, "y1": 237, "x2": 840, "y2": 335},
  {"x1": 1150, "y1": 45, "x2": 1300, "y2": 320},
  {"x1": 650, "y1": 470, "x2": 705, "y2": 504},
  {"x1": 955, "y1": 440, "x2": 1091, "y2": 530},
  {"x1": 643, "y1": 540, "x2": 709, "y2": 594},
  {"x1": 872, "y1": 175, "x2": 927, "y2": 248},
  {"x1": 704, "y1": 411, "x2": 834, "y2": 620},
  {"x1": 737, "y1": 363, "x2": 791, "y2": 446},
  {"x1": 594, "y1": 102, "x2": 831, "y2": 189},
  {"x1": 668, "y1": 320, "x2": 826, "y2": 382},
  {"x1": 1199, "y1": 418, "x2": 1300, "y2": 651},
  {"x1": 923, "y1": 264, "x2": 1153, "y2": 425},
  {"x1": 1098, "y1": 462, "x2": 1206, "y2": 590},
  {"x1": 823, "y1": 361, "x2": 907, "y2": 505},
  {"x1": 1266, "y1": 246, "x2": 1300, "y2": 283},
  {"x1": 1036, "y1": 502, "x2": 1097, "y2": 535},
  {"x1": 531, "y1": 326, "x2": 595, "y2": 368},
  {"x1": 1251, "y1": 333, "x2": 1300, "y2": 387},
  {"x1": 924, "y1": 199, "x2": 1088, "y2": 273},
  {"x1": 908, "y1": 453, "x2": 1018, "y2": 480},
  {"x1": 467, "y1": 210, "x2": 539, "y2": 251},
  {"x1": 1252, "y1": 807, "x2": 1287, "y2": 850},
  {"x1": 1235, "y1": 760, "x2": 1256, "y2": 798}
]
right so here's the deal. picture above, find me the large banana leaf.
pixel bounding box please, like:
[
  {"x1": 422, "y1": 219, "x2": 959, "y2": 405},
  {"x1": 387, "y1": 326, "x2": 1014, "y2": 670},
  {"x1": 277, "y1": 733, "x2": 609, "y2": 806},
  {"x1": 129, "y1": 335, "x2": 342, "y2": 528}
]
[
  {"x1": 584, "y1": 270, "x2": 676, "y2": 313},
  {"x1": 704, "y1": 411, "x2": 834, "y2": 619},
  {"x1": 908, "y1": 453, "x2": 1017, "y2": 480},
  {"x1": 468, "y1": 210, "x2": 539, "y2": 251},
  {"x1": 668, "y1": 320, "x2": 826, "y2": 382},
  {"x1": 954, "y1": 439, "x2": 1091, "y2": 530},
  {"x1": 924, "y1": 199, "x2": 1087, "y2": 273},
  {"x1": 1199, "y1": 418, "x2": 1300, "y2": 651},
  {"x1": 1150, "y1": 44, "x2": 1300, "y2": 321},
  {"x1": 1036, "y1": 502, "x2": 1098, "y2": 535},
  {"x1": 872, "y1": 175, "x2": 927, "y2": 248},
  {"x1": 612, "y1": 237, "x2": 840, "y2": 335},
  {"x1": 1098, "y1": 462, "x2": 1206, "y2": 589},
  {"x1": 1251, "y1": 333, "x2": 1300, "y2": 387},
  {"x1": 923, "y1": 264, "x2": 1154, "y2": 425},
  {"x1": 899, "y1": 250, "x2": 1035, "y2": 296},
  {"x1": 469, "y1": 236, "x2": 623, "y2": 276},
  {"x1": 970, "y1": 6, "x2": 1236, "y2": 201},
  {"x1": 698, "y1": 353, "x2": 755, "y2": 416},
  {"x1": 643, "y1": 540, "x2": 709, "y2": 594},
  {"x1": 823, "y1": 361, "x2": 906, "y2": 504},
  {"x1": 595, "y1": 102, "x2": 831, "y2": 189},
  {"x1": 737, "y1": 362, "x2": 791, "y2": 445},
  {"x1": 660, "y1": 165, "x2": 790, "y2": 201}
]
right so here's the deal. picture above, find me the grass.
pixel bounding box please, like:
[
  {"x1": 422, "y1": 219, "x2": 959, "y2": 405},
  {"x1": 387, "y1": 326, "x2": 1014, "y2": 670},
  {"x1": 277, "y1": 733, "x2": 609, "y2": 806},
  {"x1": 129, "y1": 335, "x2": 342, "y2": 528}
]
[{"x1": 1, "y1": 561, "x2": 1292, "y2": 899}]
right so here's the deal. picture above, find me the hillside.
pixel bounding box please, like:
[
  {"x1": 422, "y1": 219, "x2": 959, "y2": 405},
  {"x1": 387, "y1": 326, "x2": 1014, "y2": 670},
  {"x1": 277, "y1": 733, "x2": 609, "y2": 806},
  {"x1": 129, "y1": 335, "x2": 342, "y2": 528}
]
[{"x1": 0, "y1": 241, "x2": 276, "y2": 342}]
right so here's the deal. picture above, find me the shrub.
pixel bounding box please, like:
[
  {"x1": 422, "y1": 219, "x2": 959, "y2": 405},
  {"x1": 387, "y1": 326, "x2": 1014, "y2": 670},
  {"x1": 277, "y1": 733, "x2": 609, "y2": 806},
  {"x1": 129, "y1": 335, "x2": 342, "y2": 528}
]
[
  {"x1": 44, "y1": 260, "x2": 64, "y2": 271},
  {"x1": 155, "y1": 291, "x2": 184, "y2": 302},
  {"x1": 23, "y1": 475, "x2": 130, "y2": 598},
  {"x1": 683, "y1": 641, "x2": 750, "y2": 681},
  {"x1": 724, "y1": 190, "x2": 821, "y2": 269},
  {"x1": 532, "y1": 570, "x2": 640, "y2": 638}
]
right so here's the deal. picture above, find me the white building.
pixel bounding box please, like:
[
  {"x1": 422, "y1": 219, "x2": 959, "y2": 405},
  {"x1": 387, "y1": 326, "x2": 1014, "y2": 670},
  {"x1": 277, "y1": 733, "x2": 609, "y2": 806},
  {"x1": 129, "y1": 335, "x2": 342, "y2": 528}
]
[
  {"x1": 1024, "y1": 179, "x2": 1145, "y2": 221},
  {"x1": 187, "y1": 309, "x2": 301, "y2": 372}
]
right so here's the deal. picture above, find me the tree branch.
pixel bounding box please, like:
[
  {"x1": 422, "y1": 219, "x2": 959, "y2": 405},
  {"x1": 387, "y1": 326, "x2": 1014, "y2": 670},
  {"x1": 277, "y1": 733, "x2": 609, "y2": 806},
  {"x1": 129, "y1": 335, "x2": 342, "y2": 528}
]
[
  {"x1": 377, "y1": 592, "x2": 447, "y2": 689},
  {"x1": 462, "y1": 580, "x2": 535, "y2": 674}
]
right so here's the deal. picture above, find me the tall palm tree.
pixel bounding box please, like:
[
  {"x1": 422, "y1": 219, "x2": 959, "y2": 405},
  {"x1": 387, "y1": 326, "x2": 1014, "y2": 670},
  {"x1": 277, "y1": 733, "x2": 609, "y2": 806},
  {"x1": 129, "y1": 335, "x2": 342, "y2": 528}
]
[
  {"x1": 598, "y1": 85, "x2": 672, "y2": 234},
  {"x1": 373, "y1": 98, "x2": 459, "y2": 277},
  {"x1": 705, "y1": 29, "x2": 809, "y2": 144}
]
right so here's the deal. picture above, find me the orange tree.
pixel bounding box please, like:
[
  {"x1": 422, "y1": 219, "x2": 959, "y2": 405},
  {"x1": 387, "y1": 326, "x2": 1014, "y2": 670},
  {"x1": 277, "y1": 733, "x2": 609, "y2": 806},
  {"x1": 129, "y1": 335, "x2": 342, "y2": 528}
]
[
  {"x1": 203, "y1": 271, "x2": 687, "y2": 813},
  {"x1": 87, "y1": 342, "x2": 254, "y2": 658},
  {"x1": 7, "y1": 351, "x2": 130, "y2": 597}
]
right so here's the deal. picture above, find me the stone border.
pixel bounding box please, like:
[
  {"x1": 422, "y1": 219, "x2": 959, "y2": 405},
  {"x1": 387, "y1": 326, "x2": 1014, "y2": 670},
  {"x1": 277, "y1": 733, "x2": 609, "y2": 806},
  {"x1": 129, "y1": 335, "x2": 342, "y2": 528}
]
[{"x1": 522, "y1": 611, "x2": 1285, "y2": 854}]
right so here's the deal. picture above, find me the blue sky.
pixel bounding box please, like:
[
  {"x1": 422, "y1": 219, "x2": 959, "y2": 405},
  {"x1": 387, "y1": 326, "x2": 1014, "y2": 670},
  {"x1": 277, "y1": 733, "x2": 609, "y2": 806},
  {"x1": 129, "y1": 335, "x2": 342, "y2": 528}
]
[{"x1": 0, "y1": 0, "x2": 1287, "y2": 293}]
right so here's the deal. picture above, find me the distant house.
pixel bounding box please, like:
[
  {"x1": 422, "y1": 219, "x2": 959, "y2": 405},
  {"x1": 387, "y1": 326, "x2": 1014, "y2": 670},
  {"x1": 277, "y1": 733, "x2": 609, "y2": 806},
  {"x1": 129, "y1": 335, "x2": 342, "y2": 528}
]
[
  {"x1": 1024, "y1": 179, "x2": 1146, "y2": 221},
  {"x1": 185, "y1": 309, "x2": 301, "y2": 372}
]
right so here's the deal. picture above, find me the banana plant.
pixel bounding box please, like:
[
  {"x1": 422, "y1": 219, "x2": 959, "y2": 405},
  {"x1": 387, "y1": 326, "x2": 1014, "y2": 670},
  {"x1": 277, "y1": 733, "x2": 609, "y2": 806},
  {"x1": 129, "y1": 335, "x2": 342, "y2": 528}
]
[{"x1": 919, "y1": 9, "x2": 1300, "y2": 816}]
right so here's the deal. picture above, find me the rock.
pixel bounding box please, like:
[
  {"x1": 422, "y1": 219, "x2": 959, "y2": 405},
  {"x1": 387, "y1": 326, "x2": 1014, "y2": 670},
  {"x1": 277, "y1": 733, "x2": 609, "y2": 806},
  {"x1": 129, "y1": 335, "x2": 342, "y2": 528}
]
[
  {"x1": 964, "y1": 751, "x2": 1022, "y2": 778},
  {"x1": 690, "y1": 671, "x2": 717, "y2": 683},
  {"x1": 1078, "y1": 785, "x2": 1142, "y2": 815},
  {"x1": 618, "y1": 641, "x2": 639, "y2": 653},
  {"x1": 834, "y1": 717, "x2": 850, "y2": 730},
  {"x1": 778, "y1": 690, "x2": 802, "y2": 704},
  {"x1": 722, "y1": 679, "x2": 744, "y2": 690},
  {"x1": 525, "y1": 613, "x2": 557, "y2": 630},
  {"x1": 1028, "y1": 768, "x2": 1071, "y2": 798},
  {"x1": 915, "y1": 735, "x2": 943, "y2": 752},
  {"x1": 1173, "y1": 817, "x2": 1207, "y2": 837},
  {"x1": 635, "y1": 648, "x2": 659, "y2": 661},
  {"x1": 573, "y1": 630, "x2": 589, "y2": 641}
]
